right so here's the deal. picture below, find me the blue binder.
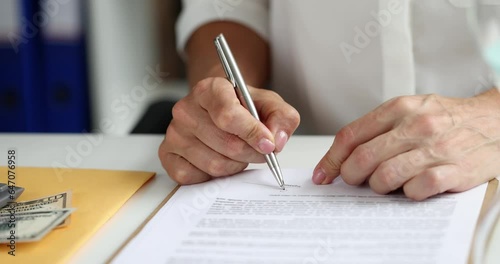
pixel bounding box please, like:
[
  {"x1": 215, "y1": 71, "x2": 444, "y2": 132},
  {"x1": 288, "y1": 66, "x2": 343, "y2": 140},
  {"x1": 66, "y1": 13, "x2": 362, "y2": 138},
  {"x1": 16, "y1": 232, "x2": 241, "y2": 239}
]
[
  {"x1": 40, "y1": 0, "x2": 90, "y2": 132},
  {"x1": 0, "y1": 0, "x2": 45, "y2": 132},
  {"x1": 0, "y1": 0, "x2": 90, "y2": 133},
  {"x1": 0, "y1": 39, "x2": 26, "y2": 132}
]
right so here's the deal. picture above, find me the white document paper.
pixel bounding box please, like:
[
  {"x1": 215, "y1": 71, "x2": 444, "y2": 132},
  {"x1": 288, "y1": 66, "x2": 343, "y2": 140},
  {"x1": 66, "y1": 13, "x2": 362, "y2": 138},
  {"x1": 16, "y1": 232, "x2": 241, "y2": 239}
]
[{"x1": 113, "y1": 169, "x2": 487, "y2": 264}]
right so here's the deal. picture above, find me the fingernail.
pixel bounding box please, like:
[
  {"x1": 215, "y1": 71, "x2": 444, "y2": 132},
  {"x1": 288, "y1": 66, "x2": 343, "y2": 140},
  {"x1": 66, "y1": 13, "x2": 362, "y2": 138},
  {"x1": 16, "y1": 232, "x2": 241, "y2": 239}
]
[
  {"x1": 275, "y1": 131, "x2": 289, "y2": 152},
  {"x1": 258, "y1": 138, "x2": 275, "y2": 154},
  {"x1": 312, "y1": 168, "x2": 326, "y2": 184}
]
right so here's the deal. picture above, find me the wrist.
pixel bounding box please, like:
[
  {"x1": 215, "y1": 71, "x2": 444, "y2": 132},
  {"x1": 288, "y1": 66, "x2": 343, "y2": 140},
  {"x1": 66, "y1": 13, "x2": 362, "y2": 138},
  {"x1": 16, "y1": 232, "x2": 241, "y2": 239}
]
[{"x1": 471, "y1": 87, "x2": 500, "y2": 113}]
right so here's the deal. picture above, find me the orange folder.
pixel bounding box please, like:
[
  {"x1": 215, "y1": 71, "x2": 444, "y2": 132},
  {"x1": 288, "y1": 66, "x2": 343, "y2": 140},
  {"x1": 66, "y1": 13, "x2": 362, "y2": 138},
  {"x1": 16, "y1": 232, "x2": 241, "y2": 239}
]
[{"x1": 0, "y1": 167, "x2": 155, "y2": 264}]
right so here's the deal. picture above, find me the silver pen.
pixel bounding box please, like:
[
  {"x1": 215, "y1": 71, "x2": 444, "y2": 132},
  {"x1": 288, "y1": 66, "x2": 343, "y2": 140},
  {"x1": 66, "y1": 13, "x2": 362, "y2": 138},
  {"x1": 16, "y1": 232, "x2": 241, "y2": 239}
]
[{"x1": 214, "y1": 33, "x2": 285, "y2": 190}]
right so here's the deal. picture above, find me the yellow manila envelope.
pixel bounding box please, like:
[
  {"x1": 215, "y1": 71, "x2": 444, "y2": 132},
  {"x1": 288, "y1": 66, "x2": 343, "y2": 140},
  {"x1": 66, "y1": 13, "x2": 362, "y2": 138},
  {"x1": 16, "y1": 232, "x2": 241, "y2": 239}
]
[{"x1": 0, "y1": 167, "x2": 155, "y2": 264}]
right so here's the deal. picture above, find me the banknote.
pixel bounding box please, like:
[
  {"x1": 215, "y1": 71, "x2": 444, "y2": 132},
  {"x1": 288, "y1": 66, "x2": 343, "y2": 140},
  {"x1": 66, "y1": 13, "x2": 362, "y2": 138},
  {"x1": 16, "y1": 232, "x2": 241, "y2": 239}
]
[
  {"x1": 0, "y1": 209, "x2": 75, "y2": 243},
  {"x1": 0, "y1": 191, "x2": 72, "y2": 227}
]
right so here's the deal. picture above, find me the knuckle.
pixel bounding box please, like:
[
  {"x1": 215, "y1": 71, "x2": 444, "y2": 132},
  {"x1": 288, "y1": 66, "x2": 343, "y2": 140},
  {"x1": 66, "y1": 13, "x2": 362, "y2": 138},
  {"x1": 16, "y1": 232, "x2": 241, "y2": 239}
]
[
  {"x1": 340, "y1": 164, "x2": 362, "y2": 186},
  {"x1": 210, "y1": 77, "x2": 235, "y2": 98},
  {"x1": 158, "y1": 140, "x2": 167, "y2": 161},
  {"x1": 267, "y1": 90, "x2": 283, "y2": 101},
  {"x1": 213, "y1": 76, "x2": 231, "y2": 88},
  {"x1": 223, "y1": 135, "x2": 246, "y2": 158},
  {"x1": 226, "y1": 162, "x2": 248, "y2": 176},
  {"x1": 215, "y1": 109, "x2": 237, "y2": 130},
  {"x1": 157, "y1": 143, "x2": 168, "y2": 170},
  {"x1": 335, "y1": 126, "x2": 355, "y2": 146},
  {"x1": 164, "y1": 123, "x2": 181, "y2": 147},
  {"x1": 388, "y1": 96, "x2": 415, "y2": 113},
  {"x1": 253, "y1": 88, "x2": 281, "y2": 101},
  {"x1": 403, "y1": 187, "x2": 424, "y2": 201},
  {"x1": 414, "y1": 114, "x2": 440, "y2": 136},
  {"x1": 423, "y1": 169, "x2": 445, "y2": 193},
  {"x1": 341, "y1": 172, "x2": 359, "y2": 185},
  {"x1": 206, "y1": 158, "x2": 228, "y2": 177},
  {"x1": 285, "y1": 107, "x2": 301, "y2": 128},
  {"x1": 171, "y1": 100, "x2": 188, "y2": 121},
  {"x1": 423, "y1": 94, "x2": 440, "y2": 105},
  {"x1": 169, "y1": 167, "x2": 191, "y2": 184},
  {"x1": 374, "y1": 162, "x2": 399, "y2": 190},
  {"x1": 171, "y1": 99, "x2": 199, "y2": 131},
  {"x1": 352, "y1": 144, "x2": 374, "y2": 166},
  {"x1": 163, "y1": 154, "x2": 192, "y2": 184},
  {"x1": 192, "y1": 78, "x2": 213, "y2": 95}
]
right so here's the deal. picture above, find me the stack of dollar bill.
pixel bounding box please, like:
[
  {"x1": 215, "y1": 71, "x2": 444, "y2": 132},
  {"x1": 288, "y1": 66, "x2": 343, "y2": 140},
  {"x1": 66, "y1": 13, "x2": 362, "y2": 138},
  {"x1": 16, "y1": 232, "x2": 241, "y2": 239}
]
[{"x1": 0, "y1": 191, "x2": 75, "y2": 243}]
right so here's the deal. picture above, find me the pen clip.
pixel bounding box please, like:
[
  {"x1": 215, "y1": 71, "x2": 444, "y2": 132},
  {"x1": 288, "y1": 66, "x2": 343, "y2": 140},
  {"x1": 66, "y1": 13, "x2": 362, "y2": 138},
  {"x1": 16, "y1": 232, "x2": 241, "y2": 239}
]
[{"x1": 214, "y1": 36, "x2": 236, "y2": 88}]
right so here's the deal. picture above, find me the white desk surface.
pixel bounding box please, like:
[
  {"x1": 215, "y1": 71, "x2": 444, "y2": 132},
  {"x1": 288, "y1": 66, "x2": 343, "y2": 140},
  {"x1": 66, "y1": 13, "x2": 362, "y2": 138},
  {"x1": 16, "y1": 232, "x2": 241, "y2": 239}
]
[{"x1": 0, "y1": 134, "x2": 498, "y2": 263}]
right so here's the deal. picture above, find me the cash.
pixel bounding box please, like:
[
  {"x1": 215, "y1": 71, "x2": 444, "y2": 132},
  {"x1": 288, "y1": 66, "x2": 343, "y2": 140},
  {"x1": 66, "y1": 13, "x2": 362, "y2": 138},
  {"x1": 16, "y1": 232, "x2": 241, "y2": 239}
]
[
  {"x1": 0, "y1": 209, "x2": 75, "y2": 243},
  {"x1": 0, "y1": 191, "x2": 76, "y2": 243},
  {"x1": 0, "y1": 191, "x2": 73, "y2": 227}
]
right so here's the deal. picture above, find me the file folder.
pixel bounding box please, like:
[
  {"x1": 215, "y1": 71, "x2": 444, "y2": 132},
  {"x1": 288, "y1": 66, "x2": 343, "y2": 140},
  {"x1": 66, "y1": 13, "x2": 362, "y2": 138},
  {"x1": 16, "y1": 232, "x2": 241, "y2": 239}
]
[
  {"x1": 40, "y1": 0, "x2": 90, "y2": 132},
  {"x1": 0, "y1": 0, "x2": 45, "y2": 132},
  {"x1": 0, "y1": 0, "x2": 90, "y2": 133},
  {"x1": 0, "y1": 166, "x2": 156, "y2": 264}
]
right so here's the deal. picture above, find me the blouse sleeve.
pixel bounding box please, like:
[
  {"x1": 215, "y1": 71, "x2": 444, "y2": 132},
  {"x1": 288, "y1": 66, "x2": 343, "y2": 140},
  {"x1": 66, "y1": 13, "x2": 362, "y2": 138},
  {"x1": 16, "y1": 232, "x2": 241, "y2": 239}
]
[{"x1": 176, "y1": 0, "x2": 269, "y2": 58}]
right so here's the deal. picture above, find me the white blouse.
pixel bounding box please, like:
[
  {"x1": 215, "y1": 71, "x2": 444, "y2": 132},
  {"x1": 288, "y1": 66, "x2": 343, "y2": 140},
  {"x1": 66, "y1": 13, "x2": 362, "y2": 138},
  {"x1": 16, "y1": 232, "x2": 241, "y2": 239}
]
[{"x1": 177, "y1": 0, "x2": 493, "y2": 134}]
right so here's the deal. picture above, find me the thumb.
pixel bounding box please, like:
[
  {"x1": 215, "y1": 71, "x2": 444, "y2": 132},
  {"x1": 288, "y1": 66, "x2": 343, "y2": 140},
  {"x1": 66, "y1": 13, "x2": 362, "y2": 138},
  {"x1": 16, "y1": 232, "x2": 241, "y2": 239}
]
[
  {"x1": 313, "y1": 127, "x2": 358, "y2": 185},
  {"x1": 251, "y1": 88, "x2": 300, "y2": 153},
  {"x1": 264, "y1": 109, "x2": 300, "y2": 153},
  {"x1": 312, "y1": 143, "x2": 343, "y2": 185}
]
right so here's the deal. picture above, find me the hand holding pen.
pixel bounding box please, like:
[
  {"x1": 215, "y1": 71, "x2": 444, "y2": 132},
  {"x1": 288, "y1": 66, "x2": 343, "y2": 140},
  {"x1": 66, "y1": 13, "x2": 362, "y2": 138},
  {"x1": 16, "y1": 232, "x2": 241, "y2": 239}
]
[
  {"x1": 159, "y1": 31, "x2": 300, "y2": 186},
  {"x1": 214, "y1": 34, "x2": 286, "y2": 189}
]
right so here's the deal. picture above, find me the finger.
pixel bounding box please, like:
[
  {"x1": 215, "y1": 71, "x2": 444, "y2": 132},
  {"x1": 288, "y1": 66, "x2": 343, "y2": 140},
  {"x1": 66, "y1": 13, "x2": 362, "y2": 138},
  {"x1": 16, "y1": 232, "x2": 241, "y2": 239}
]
[
  {"x1": 312, "y1": 144, "x2": 339, "y2": 185},
  {"x1": 343, "y1": 111, "x2": 457, "y2": 186},
  {"x1": 313, "y1": 96, "x2": 423, "y2": 185},
  {"x1": 165, "y1": 122, "x2": 248, "y2": 178},
  {"x1": 162, "y1": 152, "x2": 212, "y2": 185},
  {"x1": 179, "y1": 139, "x2": 249, "y2": 178},
  {"x1": 159, "y1": 137, "x2": 211, "y2": 184},
  {"x1": 369, "y1": 117, "x2": 500, "y2": 196},
  {"x1": 253, "y1": 89, "x2": 300, "y2": 153},
  {"x1": 402, "y1": 164, "x2": 461, "y2": 201},
  {"x1": 196, "y1": 112, "x2": 266, "y2": 163},
  {"x1": 340, "y1": 133, "x2": 413, "y2": 186},
  {"x1": 195, "y1": 78, "x2": 276, "y2": 154},
  {"x1": 368, "y1": 148, "x2": 435, "y2": 194},
  {"x1": 177, "y1": 99, "x2": 265, "y2": 163}
]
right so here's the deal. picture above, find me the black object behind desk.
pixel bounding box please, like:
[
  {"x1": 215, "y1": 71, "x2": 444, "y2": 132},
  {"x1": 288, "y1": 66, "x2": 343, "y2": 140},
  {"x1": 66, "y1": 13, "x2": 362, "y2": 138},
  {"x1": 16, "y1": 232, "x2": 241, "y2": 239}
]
[{"x1": 130, "y1": 100, "x2": 175, "y2": 134}]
